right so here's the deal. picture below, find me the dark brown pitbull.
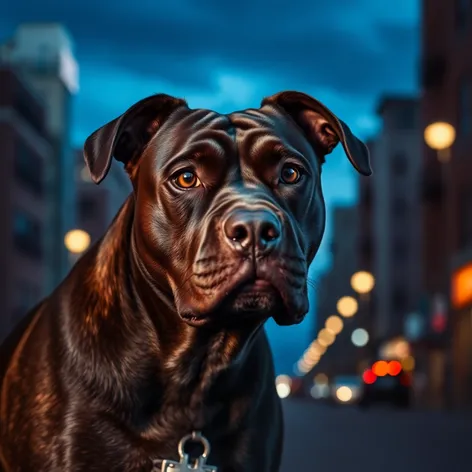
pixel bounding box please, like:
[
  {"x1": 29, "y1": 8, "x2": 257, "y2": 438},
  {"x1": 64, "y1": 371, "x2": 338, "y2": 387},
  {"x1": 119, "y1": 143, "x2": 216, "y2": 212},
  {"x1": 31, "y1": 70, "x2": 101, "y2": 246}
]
[{"x1": 0, "y1": 91, "x2": 371, "y2": 472}]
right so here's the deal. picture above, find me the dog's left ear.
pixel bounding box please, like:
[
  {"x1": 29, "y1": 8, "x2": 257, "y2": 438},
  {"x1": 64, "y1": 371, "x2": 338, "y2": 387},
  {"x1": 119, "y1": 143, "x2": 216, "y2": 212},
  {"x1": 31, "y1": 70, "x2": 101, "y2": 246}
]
[
  {"x1": 261, "y1": 91, "x2": 372, "y2": 176},
  {"x1": 83, "y1": 94, "x2": 187, "y2": 184}
]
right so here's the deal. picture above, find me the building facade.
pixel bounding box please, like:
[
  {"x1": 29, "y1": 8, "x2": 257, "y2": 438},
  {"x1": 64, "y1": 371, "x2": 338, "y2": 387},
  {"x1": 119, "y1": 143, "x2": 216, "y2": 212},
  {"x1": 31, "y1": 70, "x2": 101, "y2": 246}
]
[
  {"x1": 371, "y1": 96, "x2": 422, "y2": 339},
  {"x1": 1, "y1": 23, "x2": 79, "y2": 293},
  {"x1": 421, "y1": 0, "x2": 472, "y2": 408},
  {"x1": 0, "y1": 67, "x2": 52, "y2": 342}
]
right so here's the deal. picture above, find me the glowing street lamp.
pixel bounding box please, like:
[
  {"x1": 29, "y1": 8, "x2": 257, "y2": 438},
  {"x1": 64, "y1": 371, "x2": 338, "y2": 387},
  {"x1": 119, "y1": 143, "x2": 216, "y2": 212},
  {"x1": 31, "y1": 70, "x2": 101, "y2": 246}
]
[
  {"x1": 64, "y1": 229, "x2": 91, "y2": 254},
  {"x1": 424, "y1": 121, "x2": 456, "y2": 163},
  {"x1": 351, "y1": 271, "x2": 375, "y2": 295},
  {"x1": 336, "y1": 296, "x2": 358, "y2": 318}
]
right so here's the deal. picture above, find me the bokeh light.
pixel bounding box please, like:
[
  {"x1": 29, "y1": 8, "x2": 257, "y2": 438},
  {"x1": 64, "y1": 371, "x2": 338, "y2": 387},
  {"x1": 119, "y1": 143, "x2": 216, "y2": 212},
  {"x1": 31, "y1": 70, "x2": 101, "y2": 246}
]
[
  {"x1": 336, "y1": 296, "x2": 358, "y2": 318},
  {"x1": 362, "y1": 369, "x2": 377, "y2": 385},
  {"x1": 318, "y1": 328, "x2": 335, "y2": 346},
  {"x1": 336, "y1": 386, "x2": 353, "y2": 402},
  {"x1": 275, "y1": 375, "x2": 292, "y2": 398},
  {"x1": 351, "y1": 328, "x2": 369, "y2": 347},
  {"x1": 372, "y1": 360, "x2": 389, "y2": 377},
  {"x1": 64, "y1": 229, "x2": 91, "y2": 254},
  {"x1": 424, "y1": 121, "x2": 456, "y2": 150},
  {"x1": 388, "y1": 360, "x2": 402, "y2": 376},
  {"x1": 325, "y1": 315, "x2": 344, "y2": 335},
  {"x1": 314, "y1": 373, "x2": 328, "y2": 385},
  {"x1": 350, "y1": 271, "x2": 375, "y2": 294},
  {"x1": 401, "y1": 356, "x2": 416, "y2": 372}
]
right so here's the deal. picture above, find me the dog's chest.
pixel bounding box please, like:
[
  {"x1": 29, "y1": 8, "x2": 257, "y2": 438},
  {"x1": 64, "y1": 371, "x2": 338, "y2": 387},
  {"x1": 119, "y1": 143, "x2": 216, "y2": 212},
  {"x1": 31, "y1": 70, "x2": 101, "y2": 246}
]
[{"x1": 139, "y1": 395, "x2": 250, "y2": 469}]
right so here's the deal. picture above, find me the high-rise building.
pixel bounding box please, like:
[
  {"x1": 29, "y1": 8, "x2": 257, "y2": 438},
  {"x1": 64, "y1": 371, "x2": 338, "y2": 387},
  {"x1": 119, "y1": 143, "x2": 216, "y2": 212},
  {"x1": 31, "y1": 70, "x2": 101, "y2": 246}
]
[
  {"x1": 0, "y1": 67, "x2": 52, "y2": 342},
  {"x1": 371, "y1": 96, "x2": 422, "y2": 339},
  {"x1": 421, "y1": 0, "x2": 472, "y2": 408},
  {"x1": 1, "y1": 23, "x2": 79, "y2": 293}
]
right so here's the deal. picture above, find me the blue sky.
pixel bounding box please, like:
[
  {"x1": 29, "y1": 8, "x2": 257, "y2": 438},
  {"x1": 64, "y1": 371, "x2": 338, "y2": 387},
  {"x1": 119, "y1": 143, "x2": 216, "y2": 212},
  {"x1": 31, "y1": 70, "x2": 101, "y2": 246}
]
[{"x1": 1, "y1": 0, "x2": 419, "y2": 374}]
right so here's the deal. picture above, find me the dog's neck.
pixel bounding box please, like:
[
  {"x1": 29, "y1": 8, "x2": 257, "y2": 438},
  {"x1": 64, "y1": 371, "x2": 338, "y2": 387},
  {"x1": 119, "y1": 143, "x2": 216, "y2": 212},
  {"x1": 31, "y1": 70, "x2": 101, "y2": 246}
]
[{"x1": 66, "y1": 196, "x2": 264, "y2": 426}]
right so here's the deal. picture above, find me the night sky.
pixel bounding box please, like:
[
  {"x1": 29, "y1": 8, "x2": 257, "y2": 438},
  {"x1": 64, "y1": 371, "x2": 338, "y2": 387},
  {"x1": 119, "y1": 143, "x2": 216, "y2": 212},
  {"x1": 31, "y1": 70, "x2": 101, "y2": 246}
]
[{"x1": 1, "y1": 0, "x2": 419, "y2": 374}]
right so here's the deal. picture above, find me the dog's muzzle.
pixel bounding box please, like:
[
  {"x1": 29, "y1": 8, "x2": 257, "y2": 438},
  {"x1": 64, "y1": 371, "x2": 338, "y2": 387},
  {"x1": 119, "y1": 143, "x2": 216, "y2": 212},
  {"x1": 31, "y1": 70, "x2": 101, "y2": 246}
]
[{"x1": 222, "y1": 207, "x2": 282, "y2": 258}]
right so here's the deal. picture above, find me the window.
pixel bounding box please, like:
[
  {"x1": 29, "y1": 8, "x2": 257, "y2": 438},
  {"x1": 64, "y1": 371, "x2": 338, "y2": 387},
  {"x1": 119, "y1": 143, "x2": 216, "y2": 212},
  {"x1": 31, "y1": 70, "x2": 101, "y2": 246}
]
[
  {"x1": 458, "y1": 76, "x2": 472, "y2": 136},
  {"x1": 391, "y1": 153, "x2": 408, "y2": 176},
  {"x1": 16, "y1": 91, "x2": 44, "y2": 135},
  {"x1": 79, "y1": 194, "x2": 97, "y2": 220},
  {"x1": 13, "y1": 210, "x2": 43, "y2": 259},
  {"x1": 14, "y1": 141, "x2": 44, "y2": 196}
]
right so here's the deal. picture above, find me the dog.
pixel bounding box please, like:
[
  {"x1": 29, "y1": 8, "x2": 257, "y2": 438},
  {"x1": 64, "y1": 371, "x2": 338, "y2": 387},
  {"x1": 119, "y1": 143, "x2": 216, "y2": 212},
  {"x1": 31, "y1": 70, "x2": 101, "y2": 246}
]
[{"x1": 0, "y1": 90, "x2": 371, "y2": 471}]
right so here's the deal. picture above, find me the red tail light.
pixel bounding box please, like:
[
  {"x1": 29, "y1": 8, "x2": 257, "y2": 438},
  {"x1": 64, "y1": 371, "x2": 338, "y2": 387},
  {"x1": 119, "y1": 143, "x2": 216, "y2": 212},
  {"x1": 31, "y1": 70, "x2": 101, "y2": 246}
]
[{"x1": 363, "y1": 369, "x2": 377, "y2": 384}]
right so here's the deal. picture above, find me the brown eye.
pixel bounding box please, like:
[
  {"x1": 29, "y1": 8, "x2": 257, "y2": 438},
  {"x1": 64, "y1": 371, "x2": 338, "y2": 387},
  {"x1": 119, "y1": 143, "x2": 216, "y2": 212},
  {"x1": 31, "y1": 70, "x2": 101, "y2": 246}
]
[
  {"x1": 174, "y1": 171, "x2": 202, "y2": 189},
  {"x1": 280, "y1": 165, "x2": 302, "y2": 185}
]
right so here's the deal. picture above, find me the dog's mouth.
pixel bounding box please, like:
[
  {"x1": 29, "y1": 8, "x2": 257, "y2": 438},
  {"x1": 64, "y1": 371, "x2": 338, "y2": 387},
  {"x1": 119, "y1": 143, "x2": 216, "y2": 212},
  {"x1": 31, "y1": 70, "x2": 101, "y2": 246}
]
[{"x1": 181, "y1": 278, "x2": 283, "y2": 328}]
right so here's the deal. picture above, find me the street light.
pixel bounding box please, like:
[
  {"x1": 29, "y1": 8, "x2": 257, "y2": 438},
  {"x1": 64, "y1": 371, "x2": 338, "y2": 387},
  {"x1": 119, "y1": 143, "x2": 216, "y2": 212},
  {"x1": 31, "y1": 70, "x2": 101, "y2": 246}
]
[
  {"x1": 336, "y1": 296, "x2": 358, "y2": 318},
  {"x1": 350, "y1": 271, "x2": 375, "y2": 295},
  {"x1": 64, "y1": 229, "x2": 91, "y2": 254},
  {"x1": 424, "y1": 121, "x2": 456, "y2": 163}
]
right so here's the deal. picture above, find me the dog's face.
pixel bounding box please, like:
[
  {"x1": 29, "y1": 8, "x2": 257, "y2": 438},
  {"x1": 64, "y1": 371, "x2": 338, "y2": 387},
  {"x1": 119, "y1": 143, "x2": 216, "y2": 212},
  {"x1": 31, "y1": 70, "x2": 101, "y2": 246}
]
[{"x1": 84, "y1": 92, "x2": 371, "y2": 328}]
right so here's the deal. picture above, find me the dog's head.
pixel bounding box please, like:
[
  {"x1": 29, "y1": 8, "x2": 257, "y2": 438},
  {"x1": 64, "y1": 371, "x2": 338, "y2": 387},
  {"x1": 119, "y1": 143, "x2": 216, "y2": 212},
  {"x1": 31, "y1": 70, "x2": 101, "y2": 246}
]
[{"x1": 84, "y1": 91, "x2": 371, "y2": 328}]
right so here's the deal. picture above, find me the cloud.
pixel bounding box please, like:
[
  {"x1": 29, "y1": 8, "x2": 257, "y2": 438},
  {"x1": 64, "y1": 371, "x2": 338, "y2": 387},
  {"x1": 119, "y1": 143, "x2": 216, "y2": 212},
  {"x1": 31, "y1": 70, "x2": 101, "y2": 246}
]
[{"x1": 2, "y1": 0, "x2": 418, "y2": 95}]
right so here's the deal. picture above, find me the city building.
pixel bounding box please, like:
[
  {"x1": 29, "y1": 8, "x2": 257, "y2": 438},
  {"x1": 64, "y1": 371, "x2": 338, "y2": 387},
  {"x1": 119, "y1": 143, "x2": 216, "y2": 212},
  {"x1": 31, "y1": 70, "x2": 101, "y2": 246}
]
[
  {"x1": 420, "y1": 0, "x2": 472, "y2": 408},
  {"x1": 1, "y1": 23, "x2": 79, "y2": 293},
  {"x1": 311, "y1": 204, "x2": 360, "y2": 375},
  {"x1": 74, "y1": 149, "x2": 132, "y2": 255},
  {"x1": 356, "y1": 139, "x2": 376, "y2": 333},
  {"x1": 0, "y1": 67, "x2": 53, "y2": 342},
  {"x1": 371, "y1": 96, "x2": 422, "y2": 340}
]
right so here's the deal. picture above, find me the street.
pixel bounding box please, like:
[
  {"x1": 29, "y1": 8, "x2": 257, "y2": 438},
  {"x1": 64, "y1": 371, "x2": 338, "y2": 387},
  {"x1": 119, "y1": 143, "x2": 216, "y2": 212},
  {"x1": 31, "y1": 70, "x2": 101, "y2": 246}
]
[{"x1": 280, "y1": 399, "x2": 471, "y2": 472}]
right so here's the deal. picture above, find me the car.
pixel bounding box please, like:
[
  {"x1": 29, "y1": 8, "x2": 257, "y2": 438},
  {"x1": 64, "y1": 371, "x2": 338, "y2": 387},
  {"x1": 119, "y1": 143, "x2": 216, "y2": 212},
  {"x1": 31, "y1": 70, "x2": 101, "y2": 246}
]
[{"x1": 359, "y1": 360, "x2": 412, "y2": 408}]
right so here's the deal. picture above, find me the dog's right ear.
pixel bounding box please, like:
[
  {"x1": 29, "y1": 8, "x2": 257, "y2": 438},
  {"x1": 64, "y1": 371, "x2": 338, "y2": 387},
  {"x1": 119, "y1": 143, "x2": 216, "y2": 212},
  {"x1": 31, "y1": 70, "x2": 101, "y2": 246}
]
[{"x1": 83, "y1": 94, "x2": 187, "y2": 184}]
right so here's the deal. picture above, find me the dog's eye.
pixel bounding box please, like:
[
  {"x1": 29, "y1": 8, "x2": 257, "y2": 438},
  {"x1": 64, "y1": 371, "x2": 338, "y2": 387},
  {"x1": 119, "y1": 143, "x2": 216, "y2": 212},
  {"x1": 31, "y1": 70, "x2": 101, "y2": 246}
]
[
  {"x1": 280, "y1": 165, "x2": 303, "y2": 185},
  {"x1": 174, "y1": 171, "x2": 202, "y2": 189}
]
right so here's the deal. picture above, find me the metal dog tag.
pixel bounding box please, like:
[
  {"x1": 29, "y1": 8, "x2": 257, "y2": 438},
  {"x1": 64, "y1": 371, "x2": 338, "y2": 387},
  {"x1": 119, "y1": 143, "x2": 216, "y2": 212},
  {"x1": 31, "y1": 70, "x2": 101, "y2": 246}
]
[{"x1": 155, "y1": 431, "x2": 218, "y2": 472}]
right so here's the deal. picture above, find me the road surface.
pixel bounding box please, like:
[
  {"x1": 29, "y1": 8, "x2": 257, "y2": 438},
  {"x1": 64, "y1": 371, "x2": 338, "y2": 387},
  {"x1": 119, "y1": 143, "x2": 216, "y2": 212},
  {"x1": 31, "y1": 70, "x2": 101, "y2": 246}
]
[{"x1": 281, "y1": 399, "x2": 471, "y2": 472}]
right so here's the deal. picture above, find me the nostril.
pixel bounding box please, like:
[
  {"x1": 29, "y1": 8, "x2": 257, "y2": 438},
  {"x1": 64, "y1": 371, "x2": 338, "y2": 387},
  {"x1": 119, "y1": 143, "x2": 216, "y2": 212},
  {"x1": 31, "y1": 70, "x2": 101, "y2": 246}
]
[
  {"x1": 260, "y1": 222, "x2": 280, "y2": 243},
  {"x1": 228, "y1": 223, "x2": 249, "y2": 242}
]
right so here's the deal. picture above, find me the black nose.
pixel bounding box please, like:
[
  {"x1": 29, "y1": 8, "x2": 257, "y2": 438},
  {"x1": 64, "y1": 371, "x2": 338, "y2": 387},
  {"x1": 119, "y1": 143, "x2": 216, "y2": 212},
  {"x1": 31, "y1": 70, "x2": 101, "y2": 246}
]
[{"x1": 223, "y1": 208, "x2": 282, "y2": 255}]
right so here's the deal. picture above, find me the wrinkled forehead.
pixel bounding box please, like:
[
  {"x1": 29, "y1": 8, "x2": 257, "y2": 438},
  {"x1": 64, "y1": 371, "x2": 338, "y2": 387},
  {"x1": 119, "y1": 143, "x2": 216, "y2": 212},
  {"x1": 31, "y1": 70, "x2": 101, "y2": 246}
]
[{"x1": 152, "y1": 105, "x2": 314, "y2": 166}]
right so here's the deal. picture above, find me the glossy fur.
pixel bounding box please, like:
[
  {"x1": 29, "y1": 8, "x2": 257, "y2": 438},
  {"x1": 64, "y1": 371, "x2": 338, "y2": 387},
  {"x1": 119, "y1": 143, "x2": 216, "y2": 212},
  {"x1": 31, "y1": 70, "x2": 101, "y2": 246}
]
[{"x1": 0, "y1": 91, "x2": 371, "y2": 471}]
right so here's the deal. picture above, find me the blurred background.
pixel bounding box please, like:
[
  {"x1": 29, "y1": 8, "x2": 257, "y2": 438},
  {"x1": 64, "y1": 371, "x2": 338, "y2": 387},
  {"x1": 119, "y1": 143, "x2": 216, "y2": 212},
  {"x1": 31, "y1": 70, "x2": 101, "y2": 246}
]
[{"x1": 0, "y1": 0, "x2": 471, "y2": 471}]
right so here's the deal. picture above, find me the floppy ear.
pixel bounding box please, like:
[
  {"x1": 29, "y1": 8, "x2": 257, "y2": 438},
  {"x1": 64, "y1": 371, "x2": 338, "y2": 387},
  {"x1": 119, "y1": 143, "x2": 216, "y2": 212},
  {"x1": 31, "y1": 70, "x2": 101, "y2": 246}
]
[
  {"x1": 83, "y1": 94, "x2": 187, "y2": 184},
  {"x1": 261, "y1": 91, "x2": 372, "y2": 176}
]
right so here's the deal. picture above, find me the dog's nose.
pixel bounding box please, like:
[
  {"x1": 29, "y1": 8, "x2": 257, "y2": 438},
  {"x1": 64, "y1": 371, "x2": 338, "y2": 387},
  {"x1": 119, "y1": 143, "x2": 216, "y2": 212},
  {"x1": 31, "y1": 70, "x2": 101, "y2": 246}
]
[{"x1": 223, "y1": 208, "x2": 282, "y2": 255}]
